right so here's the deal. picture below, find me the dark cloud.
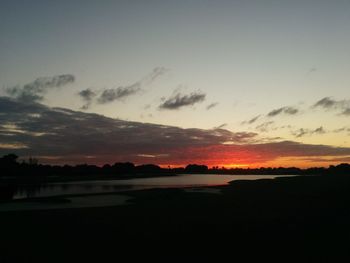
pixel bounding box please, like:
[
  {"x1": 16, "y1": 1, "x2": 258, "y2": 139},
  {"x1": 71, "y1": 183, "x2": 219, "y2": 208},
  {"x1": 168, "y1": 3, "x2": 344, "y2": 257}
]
[
  {"x1": 0, "y1": 96, "x2": 252, "y2": 162},
  {"x1": 314, "y1": 126, "x2": 326, "y2": 134},
  {"x1": 5, "y1": 74, "x2": 75, "y2": 103},
  {"x1": 293, "y1": 128, "x2": 308, "y2": 138},
  {"x1": 1, "y1": 97, "x2": 350, "y2": 166},
  {"x1": 284, "y1": 107, "x2": 299, "y2": 115},
  {"x1": 243, "y1": 115, "x2": 261, "y2": 125},
  {"x1": 267, "y1": 106, "x2": 299, "y2": 117},
  {"x1": 206, "y1": 102, "x2": 218, "y2": 110},
  {"x1": 159, "y1": 91, "x2": 206, "y2": 110},
  {"x1": 78, "y1": 89, "x2": 97, "y2": 110},
  {"x1": 292, "y1": 126, "x2": 326, "y2": 138},
  {"x1": 313, "y1": 97, "x2": 338, "y2": 109},
  {"x1": 97, "y1": 83, "x2": 141, "y2": 104},
  {"x1": 267, "y1": 108, "x2": 283, "y2": 117},
  {"x1": 229, "y1": 132, "x2": 258, "y2": 143},
  {"x1": 80, "y1": 67, "x2": 168, "y2": 106},
  {"x1": 313, "y1": 97, "x2": 350, "y2": 115},
  {"x1": 241, "y1": 115, "x2": 261, "y2": 125},
  {"x1": 248, "y1": 115, "x2": 261, "y2": 124}
]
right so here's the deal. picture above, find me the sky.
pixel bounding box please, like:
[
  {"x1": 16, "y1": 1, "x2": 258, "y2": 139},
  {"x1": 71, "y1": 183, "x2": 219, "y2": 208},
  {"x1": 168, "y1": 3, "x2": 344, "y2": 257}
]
[{"x1": 1, "y1": 0, "x2": 350, "y2": 167}]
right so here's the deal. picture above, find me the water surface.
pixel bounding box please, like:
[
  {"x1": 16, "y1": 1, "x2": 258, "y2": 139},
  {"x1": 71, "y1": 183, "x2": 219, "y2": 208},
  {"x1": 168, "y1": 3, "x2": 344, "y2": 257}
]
[{"x1": 13, "y1": 174, "x2": 295, "y2": 199}]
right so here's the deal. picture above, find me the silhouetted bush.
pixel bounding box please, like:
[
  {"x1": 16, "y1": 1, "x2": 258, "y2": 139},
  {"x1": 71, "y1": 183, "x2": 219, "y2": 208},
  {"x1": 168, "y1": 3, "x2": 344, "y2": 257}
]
[
  {"x1": 136, "y1": 164, "x2": 162, "y2": 174},
  {"x1": 185, "y1": 164, "x2": 208, "y2": 173}
]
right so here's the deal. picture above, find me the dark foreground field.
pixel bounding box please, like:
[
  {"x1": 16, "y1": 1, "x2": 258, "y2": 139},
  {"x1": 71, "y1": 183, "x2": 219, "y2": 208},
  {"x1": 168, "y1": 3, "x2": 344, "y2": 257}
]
[{"x1": 1, "y1": 174, "x2": 350, "y2": 262}]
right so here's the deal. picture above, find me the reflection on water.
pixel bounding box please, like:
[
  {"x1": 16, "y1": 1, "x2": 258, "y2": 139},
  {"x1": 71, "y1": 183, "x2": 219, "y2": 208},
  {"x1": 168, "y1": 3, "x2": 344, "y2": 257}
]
[
  {"x1": 1, "y1": 174, "x2": 293, "y2": 200},
  {"x1": 13, "y1": 183, "x2": 134, "y2": 200}
]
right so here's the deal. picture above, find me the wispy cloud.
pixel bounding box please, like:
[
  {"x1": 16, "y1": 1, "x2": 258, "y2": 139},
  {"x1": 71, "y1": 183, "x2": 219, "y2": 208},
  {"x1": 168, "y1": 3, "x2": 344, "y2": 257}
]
[
  {"x1": 292, "y1": 126, "x2": 326, "y2": 138},
  {"x1": 241, "y1": 115, "x2": 261, "y2": 125},
  {"x1": 78, "y1": 67, "x2": 169, "y2": 108},
  {"x1": 293, "y1": 128, "x2": 308, "y2": 138},
  {"x1": 214, "y1": 123, "x2": 227, "y2": 129},
  {"x1": 255, "y1": 121, "x2": 274, "y2": 132},
  {"x1": 313, "y1": 97, "x2": 350, "y2": 116},
  {"x1": 313, "y1": 97, "x2": 339, "y2": 109},
  {"x1": 144, "y1": 67, "x2": 169, "y2": 84},
  {"x1": 248, "y1": 115, "x2": 260, "y2": 124},
  {"x1": 97, "y1": 83, "x2": 141, "y2": 104},
  {"x1": 314, "y1": 126, "x2": 326, "y2": 134},
  {"x1": 267, "y1": 106, "x2": 299, "y2": 117},
  {"x1": 5, "y1": 74, "x2": 75, "y2": 103},
  {"x1": 159, "y1": 91, "x2": 206, "y2": 110},
  {"x1": 206, "y1": 102, "x2": 218, "y2": 110}
]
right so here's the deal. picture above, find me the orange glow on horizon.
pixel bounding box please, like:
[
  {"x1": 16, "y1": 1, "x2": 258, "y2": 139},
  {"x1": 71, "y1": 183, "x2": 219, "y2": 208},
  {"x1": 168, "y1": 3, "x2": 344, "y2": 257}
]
[
  {"x1": 32, "y1": 145, "x2": 350, "y2": 169},
  {"x1": 157, "y1": 156, "x2": 348, "y2": 169}
]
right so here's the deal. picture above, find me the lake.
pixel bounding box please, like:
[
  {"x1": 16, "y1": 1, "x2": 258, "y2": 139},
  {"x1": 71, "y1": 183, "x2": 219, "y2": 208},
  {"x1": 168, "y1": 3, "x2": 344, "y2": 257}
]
[{"x1": 12, "y1": 174, "x2": 295, "y2": 199}]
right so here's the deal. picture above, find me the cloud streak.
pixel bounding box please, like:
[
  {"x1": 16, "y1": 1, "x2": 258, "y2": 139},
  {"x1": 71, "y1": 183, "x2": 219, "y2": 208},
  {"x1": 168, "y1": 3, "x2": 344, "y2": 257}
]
[
  {"x1": 206, "y1": 102, "x2": 218, "y2": 110},
  {"x1": 214, "y1": 123, "x2": 227, "y2": 129},
  {"x1": 241, "y1": 115, "x2": 261, "y2": 125},
  {"x1": 97, "y1": 83, "x2": 141, "y2": 104},
  {"x1": 78, "y1": 67, "x2": 168, "y2": 108},
  {"x1": 144, "y1": 67, "x2": 169, "y2": 84},
  {"x1": 247, "y1": 115, "x2": 260, "y2": 124},
  {"x1": 313, "y1": 97, "x2": 338, "y2": 109},
  {"x1": 292, "y1": 126, "x2": 326, "y2": 138},
  {"x1": 267, "y1": 106, "x2": 299, "y2": 117},
  {"x1": 313, "y1": 97, "x2": 350, "y2": 116},
  {"x1": 159, "y1": 91, "x2": 206, "y2": 110},
  {"x1": 255, "y1": 121, "x2": 274, "y2": 132},
  {"x1": 5, "y1": 74, "x2": 75, "y2": 103}
]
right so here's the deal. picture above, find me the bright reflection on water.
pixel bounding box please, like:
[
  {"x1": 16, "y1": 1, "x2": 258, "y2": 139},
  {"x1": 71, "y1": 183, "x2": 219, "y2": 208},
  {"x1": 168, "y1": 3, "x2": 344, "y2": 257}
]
[{"x1": 12, "y1": 174, "x2": 295, "y2": 199}]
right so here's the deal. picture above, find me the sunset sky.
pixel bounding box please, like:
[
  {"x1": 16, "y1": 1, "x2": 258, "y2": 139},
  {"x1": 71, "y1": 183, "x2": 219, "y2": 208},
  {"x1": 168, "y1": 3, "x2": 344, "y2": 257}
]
[{"x1": 1, "y1": 0, "x2": 350, "y2": 167}]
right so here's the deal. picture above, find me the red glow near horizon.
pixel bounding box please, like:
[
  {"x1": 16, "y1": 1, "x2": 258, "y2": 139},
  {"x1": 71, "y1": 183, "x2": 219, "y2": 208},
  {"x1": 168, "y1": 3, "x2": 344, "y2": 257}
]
[{"x1": 31, "y1": 142, "x2": 350, "y2": 169}]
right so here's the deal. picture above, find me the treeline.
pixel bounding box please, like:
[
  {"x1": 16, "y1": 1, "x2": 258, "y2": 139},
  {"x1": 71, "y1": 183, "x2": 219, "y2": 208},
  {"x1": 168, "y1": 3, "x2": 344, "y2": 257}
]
[
  {"x1": 1, "y1": 154, "x2": 350, "y2": 178},
  {"x1": 0, "y1": 154, "x2": 170, "y2": 178}
]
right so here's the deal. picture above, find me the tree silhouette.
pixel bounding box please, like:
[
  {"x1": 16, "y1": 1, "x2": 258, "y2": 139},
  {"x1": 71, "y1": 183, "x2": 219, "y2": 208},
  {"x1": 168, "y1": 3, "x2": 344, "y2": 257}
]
[{"x1": 0, "y1": 153, "x2": 19, "y2": 167}]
